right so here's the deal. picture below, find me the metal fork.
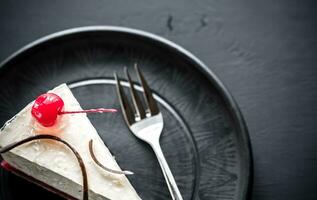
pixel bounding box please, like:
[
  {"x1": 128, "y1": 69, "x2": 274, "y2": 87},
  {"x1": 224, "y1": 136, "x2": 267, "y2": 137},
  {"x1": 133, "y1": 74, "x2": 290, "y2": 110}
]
[{"x1": 114, "y1": 64, "x2": 184, "y2": 200}]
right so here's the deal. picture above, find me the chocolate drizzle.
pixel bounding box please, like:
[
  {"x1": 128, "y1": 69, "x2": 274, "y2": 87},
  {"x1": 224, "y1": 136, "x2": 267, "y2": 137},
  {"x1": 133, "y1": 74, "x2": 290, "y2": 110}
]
[
  {"x1": 89, "y1": 139, "x2": 134, "y2": 175},
  {"x1": 0, "y1": 135, "x2": 88, "y2": 200}
]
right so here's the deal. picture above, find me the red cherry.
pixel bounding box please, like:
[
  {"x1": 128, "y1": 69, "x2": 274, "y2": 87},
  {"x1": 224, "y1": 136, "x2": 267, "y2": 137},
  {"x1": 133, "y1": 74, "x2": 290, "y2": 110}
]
[
  {"x1": 31, "y1": 92, "x2": 117, "y2": 127},
  {"x1": 31, "y1": 93, "x2": 64, "y2": 127}
]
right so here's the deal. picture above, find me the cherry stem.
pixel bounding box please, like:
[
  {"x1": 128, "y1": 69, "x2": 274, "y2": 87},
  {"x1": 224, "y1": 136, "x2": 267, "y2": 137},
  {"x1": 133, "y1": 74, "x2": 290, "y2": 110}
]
[{"x1": 58, "y1": 108, "x2": 117, "y2": 115}]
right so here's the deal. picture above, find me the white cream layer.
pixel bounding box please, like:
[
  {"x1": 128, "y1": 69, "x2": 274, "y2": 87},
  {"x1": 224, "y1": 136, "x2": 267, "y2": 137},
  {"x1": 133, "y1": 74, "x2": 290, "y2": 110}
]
[{"x1": 0, "y1": 84, "x2": 141, "y2": 200}]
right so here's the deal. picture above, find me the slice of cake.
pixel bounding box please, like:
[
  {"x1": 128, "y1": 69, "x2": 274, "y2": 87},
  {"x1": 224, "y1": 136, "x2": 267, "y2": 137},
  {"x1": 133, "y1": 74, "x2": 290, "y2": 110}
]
[{"x1": 0, "y1": 84, "x2": 141, "y2": 200}]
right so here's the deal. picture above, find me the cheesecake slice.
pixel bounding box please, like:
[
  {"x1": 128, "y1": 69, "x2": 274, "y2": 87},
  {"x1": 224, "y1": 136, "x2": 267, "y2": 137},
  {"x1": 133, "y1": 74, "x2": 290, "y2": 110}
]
[{"x1": 0, "y1": 84, "x2": 141, "y2": 200}]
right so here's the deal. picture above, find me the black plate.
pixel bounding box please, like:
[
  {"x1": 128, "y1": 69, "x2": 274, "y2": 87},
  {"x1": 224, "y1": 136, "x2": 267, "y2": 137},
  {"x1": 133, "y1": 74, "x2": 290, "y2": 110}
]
[{"x1": 0, "y1": 26, "x2": 251, "y2": 200}]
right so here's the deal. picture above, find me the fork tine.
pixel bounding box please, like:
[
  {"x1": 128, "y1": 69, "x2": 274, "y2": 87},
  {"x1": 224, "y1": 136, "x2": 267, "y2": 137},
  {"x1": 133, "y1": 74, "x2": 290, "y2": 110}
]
[
  {"x1": 114, "y1": 73, "x2": 135, "y2": 126},
  {"x1": 134, "y1": 64, "x2": 159, "y2": 115},
  {"x1": 124, "y1": 67, "x2": 146, "y2": 120}
]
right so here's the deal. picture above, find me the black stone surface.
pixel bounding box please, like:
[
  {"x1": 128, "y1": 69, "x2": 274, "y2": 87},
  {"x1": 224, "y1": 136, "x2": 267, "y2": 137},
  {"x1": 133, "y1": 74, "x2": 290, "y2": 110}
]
[{"x1": 0, "y1": 1, "x2": 316, "y2": 200}]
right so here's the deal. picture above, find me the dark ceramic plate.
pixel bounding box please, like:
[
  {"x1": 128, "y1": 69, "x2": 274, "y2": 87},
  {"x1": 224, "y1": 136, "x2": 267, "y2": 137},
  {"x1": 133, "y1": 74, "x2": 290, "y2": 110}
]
[{"x1": 0, "y1": 26, "x2": 251, "y2": 200}]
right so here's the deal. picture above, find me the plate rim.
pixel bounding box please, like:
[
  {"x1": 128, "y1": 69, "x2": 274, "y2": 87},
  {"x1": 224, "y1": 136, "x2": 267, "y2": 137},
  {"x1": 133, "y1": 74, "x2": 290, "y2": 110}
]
[{"x1": 0, "y1": 26, "x2": 252, "y2": 200}]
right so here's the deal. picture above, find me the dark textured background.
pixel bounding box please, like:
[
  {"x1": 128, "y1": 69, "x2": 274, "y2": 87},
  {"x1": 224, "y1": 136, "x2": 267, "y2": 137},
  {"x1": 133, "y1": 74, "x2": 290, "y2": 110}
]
[{"x1": 0, "y1": 0, "x2": 316, "y2": 199}]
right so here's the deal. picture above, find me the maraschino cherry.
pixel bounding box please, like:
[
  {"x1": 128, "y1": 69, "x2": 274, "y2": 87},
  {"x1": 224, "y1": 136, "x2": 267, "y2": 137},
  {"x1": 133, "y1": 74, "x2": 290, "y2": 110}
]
[{"x1": 31, "y1": 93, "x2": 116, "y2": 127}]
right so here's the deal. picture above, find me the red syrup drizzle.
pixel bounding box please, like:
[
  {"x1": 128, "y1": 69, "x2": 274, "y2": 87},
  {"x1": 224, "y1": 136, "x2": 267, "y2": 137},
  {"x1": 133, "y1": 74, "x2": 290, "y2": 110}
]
[
  {"x1": 1, "y1": 160, "x2": 12, "y2": 171},
  {"x1": 31, "y1": 93, "x2": 117, "y2": 127}
]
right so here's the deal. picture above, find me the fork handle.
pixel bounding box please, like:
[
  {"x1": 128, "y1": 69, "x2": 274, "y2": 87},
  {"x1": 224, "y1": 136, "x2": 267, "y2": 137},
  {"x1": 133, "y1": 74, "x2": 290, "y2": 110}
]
[{"x1": 151, "y1": 141, "x2": 184, "y2": 200}]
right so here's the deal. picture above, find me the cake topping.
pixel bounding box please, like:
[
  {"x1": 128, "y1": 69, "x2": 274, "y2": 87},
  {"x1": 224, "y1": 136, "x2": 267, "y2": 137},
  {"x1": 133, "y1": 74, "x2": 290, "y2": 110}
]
[
  {"x1": 31, "y1": 93, "x2": 117, "y2": 127},
  {"x1": 31, "y1": 93, "x2": 64, "y2": 127},
  {"x1": 89, "y1": 139, "x2": 134, "y2": 175}
]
